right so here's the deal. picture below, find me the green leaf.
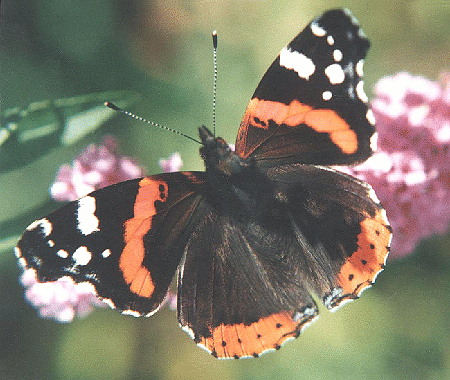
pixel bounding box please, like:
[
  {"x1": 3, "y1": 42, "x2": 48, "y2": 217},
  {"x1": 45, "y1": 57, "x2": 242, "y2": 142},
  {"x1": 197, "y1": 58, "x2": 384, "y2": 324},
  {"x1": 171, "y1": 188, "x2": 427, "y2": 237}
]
[{"x1": 0, "y1": 91, "x2": 140, "y2": 173}]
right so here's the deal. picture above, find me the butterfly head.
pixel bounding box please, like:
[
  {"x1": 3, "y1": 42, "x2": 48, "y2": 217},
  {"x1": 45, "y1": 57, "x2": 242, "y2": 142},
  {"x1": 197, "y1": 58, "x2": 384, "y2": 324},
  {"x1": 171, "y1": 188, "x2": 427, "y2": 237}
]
[{"x1": 199, "y1": 126, "x2": 253, "y2": 176}]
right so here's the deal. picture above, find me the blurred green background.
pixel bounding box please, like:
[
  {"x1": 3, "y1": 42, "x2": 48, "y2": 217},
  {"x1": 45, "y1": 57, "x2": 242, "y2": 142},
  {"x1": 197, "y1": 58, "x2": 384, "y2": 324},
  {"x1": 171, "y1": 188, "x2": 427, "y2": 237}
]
[{"x1": 2, "y1": 0, "x2": 450, "y2": 379}]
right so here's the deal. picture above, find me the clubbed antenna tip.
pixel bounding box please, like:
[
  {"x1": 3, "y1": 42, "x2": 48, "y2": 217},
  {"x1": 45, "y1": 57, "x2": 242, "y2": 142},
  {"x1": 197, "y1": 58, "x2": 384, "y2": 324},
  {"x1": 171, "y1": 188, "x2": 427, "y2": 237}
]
[
  {"x1": 212, "y1": 30, "x2": 218, "y2": 49},
  {"x1": 104, "y1": 101, "x2": 120, "y2": 111}
]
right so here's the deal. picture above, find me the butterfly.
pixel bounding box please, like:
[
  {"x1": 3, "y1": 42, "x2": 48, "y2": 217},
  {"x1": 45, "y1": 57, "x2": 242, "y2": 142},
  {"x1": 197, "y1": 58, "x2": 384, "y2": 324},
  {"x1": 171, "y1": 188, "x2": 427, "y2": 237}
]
[{"x1": 15, "y1": 9, "x2": 392, "y2": 359}]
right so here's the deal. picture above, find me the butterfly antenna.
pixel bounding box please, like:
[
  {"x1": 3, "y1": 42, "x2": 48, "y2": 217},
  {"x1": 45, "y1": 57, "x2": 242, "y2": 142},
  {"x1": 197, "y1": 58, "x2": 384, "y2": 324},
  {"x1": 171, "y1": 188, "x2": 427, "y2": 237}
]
[
  {"x1": 212, "y1": 30, "x2": 218, "y2": 137},
  {"x1": 104, "y1": 102, "x2": 202, "y2": 144}
]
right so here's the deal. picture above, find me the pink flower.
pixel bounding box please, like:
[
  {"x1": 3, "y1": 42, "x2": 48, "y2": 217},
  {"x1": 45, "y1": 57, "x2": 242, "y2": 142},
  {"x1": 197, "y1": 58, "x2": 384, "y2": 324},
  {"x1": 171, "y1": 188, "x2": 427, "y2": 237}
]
[
  {"x1": 21, "y1": 268, "x2": 105, "y2": 322},
  {"x1": 160, "y1": 291, "x2": 177, "y2": 311},
  {"x1": 342, "y1": 72, "x2": 450, "y2": 258},
  {"x1": 50, "y1": 135, "x2": 145, "y2": 202},
  {"x1": 159, "y1": 152, "x2": 183, "y2": 173}
]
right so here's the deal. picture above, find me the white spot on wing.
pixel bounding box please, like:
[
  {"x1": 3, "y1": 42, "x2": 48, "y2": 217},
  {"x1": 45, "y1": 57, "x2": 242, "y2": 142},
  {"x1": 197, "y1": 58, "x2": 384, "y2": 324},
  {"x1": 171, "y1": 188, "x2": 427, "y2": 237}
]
[
  {"x1": 333, "y1": 49, "x2": 343, "y2": 62},
  {"x1": 327, "y1": 35, "x2": 334, "y2": 45},
  {"x1": 77, "y1": 196, "x2": 100, "y2": 235},
  {"x1": 57, "y1": 249, "x2": 69, "y2": 259},
  {"x1": 356, "y1": 81, "x2": 368, "y2": 102},
  {"x1": 72, "y1": 246, "x2": 92, "y2": 266},
  {"x1": 14, "y1": 247, "x2": 21, "y2": 258},
  {"x1": 18, "y1": 257, "x2": 27, "y2": 268},
  {"x1": 356, "y1": 59, "x2": 364, "y2": 77},
  {"x1": 102, "y1": 298, "x2": 116, "y2": 309},
  {"x1": 280, "y1": 47, "x2": 315, "y2": 80},
  {"x1": 122, "y1": 309, "x2": 141, "y2": 317},
  {"x1": 101, "y1": 249, "x2": 112, "y2": 258},
  {"x1": 370, "y1": 131, "x2": 378, "y2": 151},
  {"x1": 310, "y1": 21, "x2": 326, "y2": 37},
  {"x1": 322, "y1": 91, "x2": 332, "y2": 101},
  {"x1": 367, "y1": 109, "x2": 376, "y2": 126},
  {"x1": 48, "y1": 240, "x2": 55, "y2": 247},
  {"x1": 325, "y1": 64, "x2": 345, "y2": 84},
  {"x1": 368, "y1": 187, "x2": 380, "y2": 204},
  {"x1": 27, "y1": 218, "x2": 53, "y2": 236}
]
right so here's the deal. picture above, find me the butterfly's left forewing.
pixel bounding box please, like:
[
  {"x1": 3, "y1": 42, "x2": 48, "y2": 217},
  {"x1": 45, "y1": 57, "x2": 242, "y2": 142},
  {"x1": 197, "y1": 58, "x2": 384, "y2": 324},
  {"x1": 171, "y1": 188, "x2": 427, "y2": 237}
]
[
  {"x1": 236, "y1": 9, "x2": 376, "y2": 167},
  {"x1": 16, "y1": 172, "x2": 206, "y2": 316}
]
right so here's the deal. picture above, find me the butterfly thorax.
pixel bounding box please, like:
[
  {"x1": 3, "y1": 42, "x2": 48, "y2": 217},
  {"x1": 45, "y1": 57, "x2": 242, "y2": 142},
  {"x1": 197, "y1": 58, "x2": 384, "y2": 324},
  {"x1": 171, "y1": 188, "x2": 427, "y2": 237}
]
[
  {"x1": 199, "y1": 126, "x2": 253, "y2": 175},
  {"x1": 199, "y1": 126, "x2": 276, "y2": 219}
]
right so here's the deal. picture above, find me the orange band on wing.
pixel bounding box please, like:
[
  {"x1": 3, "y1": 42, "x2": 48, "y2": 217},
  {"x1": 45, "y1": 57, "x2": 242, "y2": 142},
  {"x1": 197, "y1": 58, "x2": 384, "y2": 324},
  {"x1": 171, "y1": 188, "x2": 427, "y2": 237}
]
[
  {"x1": 304, "y1": 109, "x2": 358, "y2": 154},
  {"x1": 337, "y1": 209, "x2": 391, "y2": 297},
  {"x1": 197, "y1": 311, "x2": 316, "y2": 359},
  {"x1": 241, "y1": 98, "x2": 358, "y2": 154},
  {"x1": 119, "y1": 177, "x2": 168, "y2": 298},
  {"x1": 241, "y1": 98, "x2": 313, "y2": 129}
]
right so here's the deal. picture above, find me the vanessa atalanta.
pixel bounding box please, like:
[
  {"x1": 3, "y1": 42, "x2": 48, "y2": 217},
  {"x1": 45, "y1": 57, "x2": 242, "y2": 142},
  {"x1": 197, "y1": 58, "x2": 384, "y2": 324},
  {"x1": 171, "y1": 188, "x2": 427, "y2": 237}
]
[{"x1": 15, "y1": 9, "x2": 392, "y2": 359}]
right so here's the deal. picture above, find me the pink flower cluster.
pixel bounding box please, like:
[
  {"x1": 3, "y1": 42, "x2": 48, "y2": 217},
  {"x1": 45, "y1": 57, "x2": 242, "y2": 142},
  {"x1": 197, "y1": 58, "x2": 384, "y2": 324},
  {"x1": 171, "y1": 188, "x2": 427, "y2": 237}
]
[
  {"x1": 342, "y1": 72, "x2": 450, "y2": 258},
  {"x1": 21, "y1": 268, "x2": 106, "y2": 322},
  {"x1": 51, "y1": 135, "x2": 145, "y2": 202},
  {"x1": 159, "y1": 152, "x2": 182, "y2": 173}
]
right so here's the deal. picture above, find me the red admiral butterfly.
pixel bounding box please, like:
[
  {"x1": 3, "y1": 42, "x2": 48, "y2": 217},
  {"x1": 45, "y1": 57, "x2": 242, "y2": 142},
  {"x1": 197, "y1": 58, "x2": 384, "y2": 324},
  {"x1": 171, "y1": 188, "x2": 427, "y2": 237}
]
[{"x1": 15, "y1": 9, "x2": 392, "y2": 359}]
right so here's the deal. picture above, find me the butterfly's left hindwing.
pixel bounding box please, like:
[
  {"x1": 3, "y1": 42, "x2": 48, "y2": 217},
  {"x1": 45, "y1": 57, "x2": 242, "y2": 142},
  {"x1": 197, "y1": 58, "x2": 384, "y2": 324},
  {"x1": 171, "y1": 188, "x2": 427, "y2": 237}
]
[{"x1": 16, "y1": 172, "x2": 206, "y2": 316}]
